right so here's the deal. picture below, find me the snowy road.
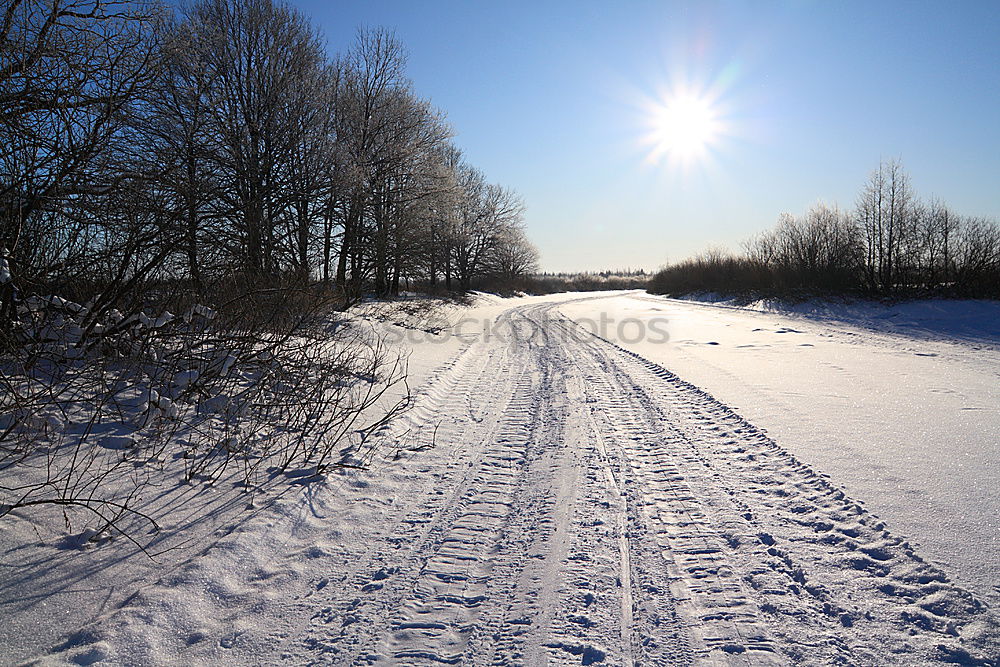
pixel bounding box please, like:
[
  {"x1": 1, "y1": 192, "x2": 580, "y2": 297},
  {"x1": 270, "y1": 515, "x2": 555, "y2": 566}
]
[
  {"x1": 274, "y1": 298, "x2": 998, "y2": 664},
  {"x1": 22, "y1": 295, "x2": 1000, "y2": 665},
  {"x1": 273, "y1": 298, "x2": 997, "y2": 665}
]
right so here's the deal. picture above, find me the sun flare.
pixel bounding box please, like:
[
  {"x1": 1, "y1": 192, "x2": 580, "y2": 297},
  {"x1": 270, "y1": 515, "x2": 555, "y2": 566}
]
[{"x1": 643, "y1": 91, "x2": 722, "y2": 166}]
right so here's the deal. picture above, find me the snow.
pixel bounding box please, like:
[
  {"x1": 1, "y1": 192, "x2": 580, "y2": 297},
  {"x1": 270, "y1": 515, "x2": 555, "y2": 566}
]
[
  {"x1": 678, "y1": 292, "x2": 1000, "y2": 345},
  {"x1": 172, "y1": 369, "x2": 200, "y2": 389},
  {"x1": 559, "y1": 291, "x2": 1000, "y2": 606},
  {"x1": 2, "y1": 291, "x2": 999, "y2": 665},
  {"x1": 0, "y1": 255, "x2": 11, "y2": 285}
]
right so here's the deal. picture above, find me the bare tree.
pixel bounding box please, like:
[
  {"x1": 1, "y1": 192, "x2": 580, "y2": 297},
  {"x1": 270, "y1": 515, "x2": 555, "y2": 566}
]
[
  {"x1": 174, "y1": 0, "x2": 329, "y2": 279},
  {"x1": 0, "y1": 0, "x2": 161, "y2": 337},
  {"x1": 334, "y1": 27, "x2": 408, "y2": 300},
  {"x1": 489, "y1": 224, "x2": 539, "y2": 285},
  {"x1": 450, "y1": 165, "x2": 526, "y2": 290},
  {"x1": 657, "y1": 160, "x2": 999, "y2": 298},
  {"x1": 855, "y1": 159, "x2": 917, "y2": 291},
  {"x1": 143, "y1": 14, "x2": 222, "y2": 292}
]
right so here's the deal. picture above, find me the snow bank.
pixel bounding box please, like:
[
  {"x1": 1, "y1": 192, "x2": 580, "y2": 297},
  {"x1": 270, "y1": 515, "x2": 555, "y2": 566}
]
[{"x1": 668, "y1": 292, "x2": 1000, "y2": 347}]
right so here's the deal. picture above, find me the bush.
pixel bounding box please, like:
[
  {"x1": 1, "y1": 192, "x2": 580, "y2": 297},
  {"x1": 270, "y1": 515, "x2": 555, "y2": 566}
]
[{"x1": 0, "y1": 279, "x2": 406, "y2": 546}]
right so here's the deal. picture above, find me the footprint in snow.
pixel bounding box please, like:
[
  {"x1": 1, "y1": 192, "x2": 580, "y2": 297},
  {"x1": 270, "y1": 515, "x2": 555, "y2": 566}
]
[
  {"x1": 362, "y1": 566, "x2": 399, "y2": 592},
  {"x1": 98, "y1": 434, "x2": 136, "y2": 450},
  {"x1": 544, "y1": 642, "x2": 607, "y2": 664}
]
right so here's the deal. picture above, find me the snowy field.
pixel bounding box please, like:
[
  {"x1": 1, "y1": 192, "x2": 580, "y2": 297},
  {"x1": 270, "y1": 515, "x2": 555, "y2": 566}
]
[
  {"x1": 560, "y1": 292, "x2": 1000, "y2": 607},
  {"x1": 2, "y1": 291, "x2": 999, "y2": 665}
]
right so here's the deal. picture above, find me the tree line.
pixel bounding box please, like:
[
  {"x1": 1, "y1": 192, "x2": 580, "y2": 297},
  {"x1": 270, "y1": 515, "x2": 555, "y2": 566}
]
[
  {"x1": 524, "y1": 270, "x2": 650, "y2": 294},
  {"x1": 0, "y1": 0, "x2": 538, "y2": 341},
  {"x1": 0, "y1": 0, "x2": 538, "y2": 539},
  {"x1": 650, "y1": 159, "x2": 1000, "y2": 298}
]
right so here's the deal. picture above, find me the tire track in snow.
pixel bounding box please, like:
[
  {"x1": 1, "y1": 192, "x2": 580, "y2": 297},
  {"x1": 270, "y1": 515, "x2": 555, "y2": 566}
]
[
  {"x1": 296, "y1": 325, "x2": 539, "y2": 664},
  {"x1": 495, "y1": 303, "x2": 693, "y2": 667},
  {"x1": 471, "y1": 304, "x2": 639, "y2": 667},
  {"x1": 298, "y1": 298, "x2": 999, "y2": 666},
  {"x1": 384, "y1": 343, "x2": 550, "y2": 666},
  {"x1": 584, "y1": 398, "x2": 637, "y2": 666},
  {"x1": 561, "y1": 322, "x2": 790, "y2": 665},
  {"x1": 298, "y1": 304, "x2": 628, "y2": 665},
  {"x1": 34, "y1": 296, "x2": 1000, "y2": 666},
  {"x1": 459, "y1": 304, "x2": 637, "y2": 667},
  {"x1": 549, "y1": 303, "x2": 1000, "y2": 665}
]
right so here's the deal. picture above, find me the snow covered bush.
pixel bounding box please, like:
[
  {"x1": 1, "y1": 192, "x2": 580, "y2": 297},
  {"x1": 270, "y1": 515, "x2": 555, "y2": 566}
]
[{"x1": 0, "y1": 284, "x2": 407, "y2": 546}]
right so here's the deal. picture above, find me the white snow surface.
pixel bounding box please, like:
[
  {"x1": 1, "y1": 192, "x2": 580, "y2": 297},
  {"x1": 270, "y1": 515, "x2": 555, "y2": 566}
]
[
  {"x1": 3, "y1": 291, "x2": 999, "y2": 666},
  {"x1": 560, "y1": 292, "x2": 1000, "y2": 605}
]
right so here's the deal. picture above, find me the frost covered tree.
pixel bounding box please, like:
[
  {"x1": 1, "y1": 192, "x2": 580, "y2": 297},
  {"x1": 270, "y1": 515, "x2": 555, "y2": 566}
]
[
  {"x1": 489, "y1": 222, "x2": 540, "y2": 285},
  {"x1": 1, "y1": 0, "x2": 537, "y2": 317},
  {"x1": 168, "y1": 0, "x2": 329, "y2": 279},
  {"x1": 448, "y1": 165, "x2": 526, "y2": 290}
]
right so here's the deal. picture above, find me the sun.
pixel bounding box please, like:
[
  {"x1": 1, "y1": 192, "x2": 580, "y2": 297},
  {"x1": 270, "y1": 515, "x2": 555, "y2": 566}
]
[{"x1": 642, "y1": 91, "x2": 723, "y2": 166}]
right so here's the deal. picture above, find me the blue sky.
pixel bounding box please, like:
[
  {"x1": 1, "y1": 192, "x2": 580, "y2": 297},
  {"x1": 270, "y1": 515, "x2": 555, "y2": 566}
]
[{"x1": 295, "y1": 0, "x2": 1000, "y2": 272}]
